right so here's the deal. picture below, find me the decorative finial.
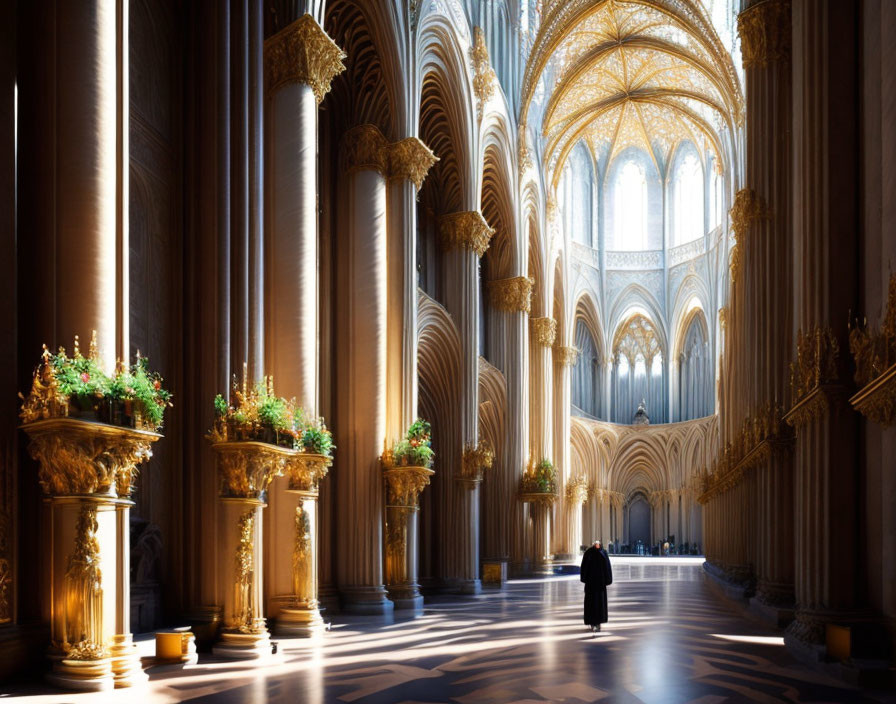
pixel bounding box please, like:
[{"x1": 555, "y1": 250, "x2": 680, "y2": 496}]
[
  {"x1": 88, "y1": 330, "x2": 99, "y2": 362},
  {"x1": 73, "y1": 334, "x2": 81, "y2": 358}
]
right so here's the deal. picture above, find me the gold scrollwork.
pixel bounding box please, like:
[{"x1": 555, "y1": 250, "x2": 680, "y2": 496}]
[
  {"x1": 264, "y1": 14, "x2": 346, "y2": 103},
  {"x1": 23, "y1": 418, "x2": 158, "y2": 497},
  {"x1": 284, "y1": 453, "x2": 331, "y2": 494},
  {"x1": 531, "y1": 317, "x2": 557, "y2": 347},
  {"x1": 292, "y1": 506, "x2": 312, "y2": 604},
  {"x1": 233, "y1": 510, "x2": 263, "y2": 634},
  {"x1": 439, "y1": 211, "x2": 495, "y2": 258},
  {"x1": 487, "y1": 276, "x2": 534, "y2": 314},
  {"x1": 849, "y1": 273, "x2": 896, "y2": 427},
  {"x1": 471, "y1": 27, "x2": 496, "y2": 121},
  {"x1": 728, "y1": 188, "x2": 768, "y2": 283},
  {"x1": 386, "y1": 137, "x2": 439, "y2": 191},
  {"x1": 383, "y1": 465, "x2": 434, "y2": 507},
  {"x1": 565, "y1": 475, "x2": 588, "y2": 505},
  {"x1": 459, "y1": 441, "x2": 494, "y2": 484},
  {"x1": 738, "y1": 0, "x2": 791, "y2": 69},
  {"x1": 784, "y1": 326, "x2": 840, "y2": 427},
  {"x1": 62, "y1": 505, "x2": 105, "y2": 659}
]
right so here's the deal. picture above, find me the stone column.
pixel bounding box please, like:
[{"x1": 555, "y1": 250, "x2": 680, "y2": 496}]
[
  {"x1": 737, "y1": 0, "x2": 796, "y2": 624},
  {"x1": 553, "y1": 346, "x2": 577, "y2": 559},
  {"x1": 486, "y1": 276, "x2": 532, "y2": 573},
  {"x1": 439, "y1": 211, "x2": 494, "y2": 593},
  {"x1": 784, "y1": 0, "x2": 860, "y2": 650},
  {"x1": 262, "y1": 12, "x2": 344, "y2": 628},
  {"x1": 22, "y1": 417, "x2": 159, "y2": 691},
  {"x1": 530, "y1": 317, "x2": 556, "y2": 461},
  {"x1": 564, "y1": 476, "x2": 588, "y2": 559},
  {"x1": 335, "y1": 124, "x2": 392, "y2": 615}
]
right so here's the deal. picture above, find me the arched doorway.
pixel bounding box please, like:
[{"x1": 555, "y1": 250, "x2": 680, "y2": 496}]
[{"x1": 628, "y1": 494, "x2": 651, "y2": 551}]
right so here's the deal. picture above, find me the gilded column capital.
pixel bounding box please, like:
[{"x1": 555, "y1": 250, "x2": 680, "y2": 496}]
[
  {"x1": 531, "y1": 317, "x2": 557, "y2": 347},
  {"x1": 384, "y1": 466, "x2": 435, "y2": 506},
  {"x1": 487, "y1": 276, "x2": 534, "y2": 313},
  {"x1": 555, "y1": 345, "x2": 580, "y2": 367},
  {"x1": 264, "y1": 14, "x2": 346, "y2": 103},
  {"x1": 22, "y1": 418, "x2": 160, "y2": 497},
  {"x1": 459, "y1": 441, "x2": 494, "y2": 484},
  {"x1": 565, "y1": 475, "x2": 588, "y2": 505},
  {"x1": 728, "y1": 188, "x2": 768, "y2": 282},
  {"x1": 386, "y1": 137, "x2": 438, "y2": 191},
  {"x1": 284, "y1": 453, "x2": 331, "y2": 495},
  {"x1": 738, "y1": 0, "x2": 791, "y2": 69},
  {"x1": 340, "y1": 124, "x2": 389, "y2": 177},
  {"x1": 211, "y1": 441, "x2": 289, "y2": 500},
  {"x1": 439, "y1": 211, "x2": 495, "y2": 258}
]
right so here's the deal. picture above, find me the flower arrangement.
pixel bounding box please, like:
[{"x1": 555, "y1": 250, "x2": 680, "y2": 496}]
[
  {"x1": 209, "y1": 368, "x2": 335, "y2": 457},
  {"x1": 19, "y1": 332, "x2": 173, "y2": 432},
  {"x1": 521, "y1": 458, "x2": 556, "y2": 494},
  {"x1": 383, "y1": 418, "x2": 434, "y2": 469}
]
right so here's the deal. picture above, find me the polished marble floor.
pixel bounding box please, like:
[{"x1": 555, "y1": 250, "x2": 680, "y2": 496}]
[{"x1": 5, "y1": 557, "x2": 892, "y2": 703}]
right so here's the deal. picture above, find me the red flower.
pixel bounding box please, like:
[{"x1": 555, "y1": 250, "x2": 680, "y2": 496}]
[
  {"x1": 153, "y1": 380, "x2": 161, "y2": 390},
  {"x1": 80, "y1": 372, "x2": 90, "y2": 383}
]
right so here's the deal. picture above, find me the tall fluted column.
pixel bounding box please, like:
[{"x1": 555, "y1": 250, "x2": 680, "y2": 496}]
[
  {"x1": 553, "y1": 346, "x2": 577, "y2": 558},
  {"x1": 737, "y1": 0, "x2": 796, "y2": 623},
  {"x1": 262, "y1": 12, "x2": 344, "y2": 628},
  {"x1": 785, "y1": 0, "x2": 859, "y2": 650},
  {"x1": 486, "y1": 276, "x2": 532, "y2": 573},
  {"x1": 564, "y1": 476, "x2": 587, "y2": 558},
  {"x1": 530, "y1": 317, "x2": 556, "y2": 461},
  {"x1": 439, "y1": 211, "x2": 494, "y2": 592},
  {"x1": 335, "y1": 125, "x2": 392, "y2": 615}
]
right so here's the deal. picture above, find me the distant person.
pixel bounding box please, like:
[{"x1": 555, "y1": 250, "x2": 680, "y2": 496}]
[{"x1": 580, "y1": 539, "x2": 613, "y2": 634}]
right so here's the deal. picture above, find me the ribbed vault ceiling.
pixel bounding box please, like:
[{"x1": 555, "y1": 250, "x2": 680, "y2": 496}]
[{"x1": 522, "y1": 0, "x2": 743, "y2": 188}]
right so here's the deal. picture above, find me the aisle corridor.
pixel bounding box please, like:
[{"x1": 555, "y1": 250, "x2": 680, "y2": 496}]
[{"x1": 7, "y1": 558, "x2": 886, "y2": 703}]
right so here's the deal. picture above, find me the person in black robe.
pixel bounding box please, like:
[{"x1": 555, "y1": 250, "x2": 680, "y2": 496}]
[{"x1": 580, "y1": 540, "x2": 612, "y2": 633}]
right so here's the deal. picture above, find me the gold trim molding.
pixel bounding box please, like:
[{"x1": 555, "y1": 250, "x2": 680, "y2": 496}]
[
  {"x1": 386, "y1": 138, "x2": 438, "y2": 191},
  {"x1": 284, "y1": 453, "x2": 331, "y2": 495},
  {"x1": 531, "y1": 317, "x2": 557, "y2": 347},
  {"x1": 849, "y1": 273, "x2": 896, "y2": 426},
  {"x1": 439, "y1": 211, "x2": 495, "y2": 258},
  {"x1": 487, "y1": 276, "x2": 533, "y2": 313},
  {"x1": 264, "y1": 14, "x2": 346, "y2": 103},
  {"x1": 786, "y1": 326, "x2": 841, "y2": 427},
  {"x1": 211, "y1": 441, "x2": 291, "y2": 499},
  {"x1": 738, "y1": 0, "x2": 791, "y2": 69}
]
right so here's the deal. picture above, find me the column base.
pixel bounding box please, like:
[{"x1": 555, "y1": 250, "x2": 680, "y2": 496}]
[
  {"x1": 750, "y1": 581, "x2": 795, "y2": 628},
  {"x1": 212, "y1": 629, "x2": 273, "y2": 659},
  {"x1": 455, "y1": 579, "x2": 481, "y2": 595},
  {"x1": 275, "y1": 604, "x2": 327, "y2": 637},
  {"x1": 47, "y1": 655, "x2": 115, "y2": 692},
  {"x1": 749, "y1": 597, "x2": 795, "y2": 628},
  {"x1": 340, "y1": 586, "x2": 395, "y2": 616},
  {"x1": 109, "y1": 634, "x2": 148, "y2": 688},
  {"x1": 184, "y1": 605, "x2": 223, "y2": 652},
  {"x1": 387, "y1": 584, "x2": 424, "y2": 613}
]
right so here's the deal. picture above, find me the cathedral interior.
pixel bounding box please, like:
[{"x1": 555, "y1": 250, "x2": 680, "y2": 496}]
[{"x1": 2, "y1": 0, "x2": 896, "y2": 701}]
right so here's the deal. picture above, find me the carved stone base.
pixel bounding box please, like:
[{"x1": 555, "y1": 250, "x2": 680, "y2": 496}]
[
  {"x1": 387, "y1": 583, "x2": 424, "y2": 613},
  {"x1": 212, "y1": 628, "x2": 273, "y2": 659},
  {"x1": 275, "y1": 604, "x2": 327, "y2": 637},
  {"x1": 749, "y1": 597, "x2": 795, "y2": 628},
  {"x1": 109, "y1": 633, "x2": 147, "y2": 688},
  {"x1": 455, "y1": 579, "x2": 482, "y2": 595},
  {"x1": 47, "y1": 655, "x2": 115, "y2": 692}
]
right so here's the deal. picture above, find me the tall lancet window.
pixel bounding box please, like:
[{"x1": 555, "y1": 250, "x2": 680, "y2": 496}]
[
  {"x1": 572, "y1": 318, "x2": 602, "y2": 418},
  {"x1": 614, "y1": 160, "x2": 648, "y2": 250},
  {"x1": 611, "y1": 315, "x2": 665, "y2": 423},
  {"x1": 677, "y1": 311, "x2": 713, "y2": 420},
  {"x1": 672, "y1": 152, "x2": 704, "y2": 246}
]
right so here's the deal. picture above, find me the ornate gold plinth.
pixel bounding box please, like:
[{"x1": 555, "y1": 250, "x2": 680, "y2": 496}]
[
  {"x1": 22, "y1": 418, "x2": 161, "y2": 690},
  {"x1": 384, "y1": 466, "x2": 433, "y2": 609},
  {"x1": 520, "y1": 492, "x2": 557, "y2": 565},
  {"x1": 276, "y1": 453, "x2": 331, "y2": 637},
  {"x1": 210, "y1": 442, "x2": 286, "y2": 658}
]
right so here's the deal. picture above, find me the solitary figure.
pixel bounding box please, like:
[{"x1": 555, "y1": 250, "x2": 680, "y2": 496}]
[{"x1": 580, "y1": 539, "x2": 613, "y2": 634}]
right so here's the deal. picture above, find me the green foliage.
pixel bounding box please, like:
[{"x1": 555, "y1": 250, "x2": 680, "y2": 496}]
[
  {"x1": 214, "y1": 394, "x2": 229, "y2": 417},
  {"x1": 390, "y1": 417, "x2": 434, "y2": 468},
  {"x1": 523, "y1": 458, "x2": 556, "y2": 493},
  {"x1": 301, "y1": 417, "x2": 335, "y2": 458}
]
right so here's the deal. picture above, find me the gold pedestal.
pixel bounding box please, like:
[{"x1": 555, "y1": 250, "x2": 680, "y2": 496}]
[
  {"x1": 276, "y1": 453, "x2": 331, "y2": 637},
  {"x1": 22, "y1": 418, "x2": 161, "y2": 691},
  {"x1": 383, "y1": 466, "x2": 433, "y2": 610},
  {"x1": 210, "y1": 442, "x2": 286, "y2": 658}
]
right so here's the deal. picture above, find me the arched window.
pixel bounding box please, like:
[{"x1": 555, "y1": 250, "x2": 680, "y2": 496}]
[
  {"x1": 677, "y1": 312, "x2": 713, "y2": 420},
  {"x1": 572, "y1": 318, "x2": 601, "y2": 418},
  {"x1": 710, "y1": 166, "x2": 723, "y2": 230},
  {"x1": 611, "y1": 315, "x2": 665, "y2": 423},
  {"x1": 614, "y1": 160, "x2": 648, "y2": 250},
  {"x1": 563, "y1": 144, "x2": 593, "y2": 246},
  {"x1": 673, "y1": 153, "x2": 704, "y2": 245}
]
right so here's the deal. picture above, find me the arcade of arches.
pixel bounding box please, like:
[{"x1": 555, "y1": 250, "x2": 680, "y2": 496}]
[{"x1": 1, "y1": 0, "x2": 895, "y2": 694}]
